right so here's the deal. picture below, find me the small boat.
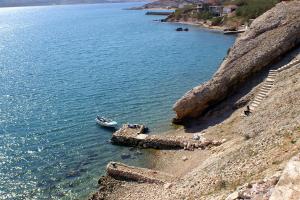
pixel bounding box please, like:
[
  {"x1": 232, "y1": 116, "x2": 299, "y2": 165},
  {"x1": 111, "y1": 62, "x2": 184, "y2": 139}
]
[{"x1": 96, "y1": 116, "x2": 118, "y2": 128}]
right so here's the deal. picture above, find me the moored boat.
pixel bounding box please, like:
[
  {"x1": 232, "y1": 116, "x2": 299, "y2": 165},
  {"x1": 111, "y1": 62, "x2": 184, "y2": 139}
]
[{"x1": 96, "y1": 116, "x2": 118, "y2": 128}]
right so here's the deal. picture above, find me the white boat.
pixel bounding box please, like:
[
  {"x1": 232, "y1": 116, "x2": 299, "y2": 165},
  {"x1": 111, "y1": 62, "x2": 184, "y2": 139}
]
[{"x1": 95, "y1": 116, "x2": 118, "y2": 128}]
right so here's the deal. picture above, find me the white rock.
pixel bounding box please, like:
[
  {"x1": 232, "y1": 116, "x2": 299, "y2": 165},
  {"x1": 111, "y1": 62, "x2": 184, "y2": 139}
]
[
  {"x1": 193, "y1": 134, "x2": 200, "y2": 140},
  {"x1": 269, "y1": 153, "x2": 300, "y2": 200},
  {"x1": 136, "y1": 134, "x2": 148, "y2": 140},
  {"x1": 225, "y1": 191, "x2": 239, "y2": 200},
  {"x1": 182, "y1": 156, "x2": 188, "y2": 161},
  {"x1": 164, "y1": 183, "x2": 172, "y2": 189}
]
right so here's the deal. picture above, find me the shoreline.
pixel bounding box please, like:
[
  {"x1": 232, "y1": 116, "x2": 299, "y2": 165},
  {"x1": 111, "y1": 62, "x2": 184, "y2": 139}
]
[
  {"x1": 167, "y1": 20, "x2": 225, "y2": 32},
  {"x1": 128, "y1": 6, "x2": 226, "y2": 32},
  {"x1": 90, "y1": 1, "x2": 300, "y2": 199},
  {"x1": 90, "y1": 55, "x2": 300, "y2": 199}
]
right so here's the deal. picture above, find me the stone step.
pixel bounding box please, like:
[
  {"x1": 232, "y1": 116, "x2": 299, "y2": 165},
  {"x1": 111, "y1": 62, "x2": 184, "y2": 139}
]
[
  {"x1": 254, "y1": 98, "x2": 264, "y2": 103},
  {"x1": 259, "y1": 91, "x2": 269, "y2": 96},
  {"x1": 257, "y1": 93, "x2": 267, "y2": 98},
  {"x1": 265, "y1": 78, "x2": 275, "y2": 84},
  {"x1": 249, "y1": 106, "x2": 255, "y2": 111},
  {"x1": 269, "y1": 70, "x2": 278, "y2": 73},
  {"x1": 260, "y1": 88, "x2": 270, "y2": 93},
  {"x1": 266, "y1": 78, "x2": 275, "y2": 82},
  {"x1": 291, "y1": 60, "x2": 298, "y2": 64},
  {"x1": 251, "y1": 103, "x2": 259, "y2": 107},
  {"x1": 263, "y1": 83, "x2": 273, "y2": 87},
  {"x1": 262, "y1": 85, "x2": 272, "y2": 89},
  {"x1": 277, "y1": 60, "x2": 300, "y2": 71},
  {"x1": 255, "y1": 96, "x2": 264, "y2": 101},
  {"x1": 253, "y1": 100, "x2": 261, "y2": 105},
  {"x1": 265, "y1": 82, "x2": 274, "y2": 85},
  {"x1": 260, "y1": 86, "x2": 272, "y2": 91},
  {"x1": 268, "y1": 74, "x2": 277, "y2": 78}
]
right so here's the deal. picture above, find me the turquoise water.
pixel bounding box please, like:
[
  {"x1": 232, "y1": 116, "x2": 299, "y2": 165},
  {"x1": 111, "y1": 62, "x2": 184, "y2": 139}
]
[{"x1": 0, "y1": 3, "x2": 235, "y2": 199}]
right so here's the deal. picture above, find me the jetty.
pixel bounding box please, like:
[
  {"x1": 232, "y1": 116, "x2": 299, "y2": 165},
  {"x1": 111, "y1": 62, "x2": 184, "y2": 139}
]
[
  {"x1": 223, "y1": 29, "x2": 246, "y2": 34},
  {"x1": 111, "y1": 124, "x2": 225, "y2": 150},
  {"x1": 106, "y1": 162, "x2": 174, "y2": 184},
  {"x1": 145, "y1": 11, "x2": 173, "y2": 16}
]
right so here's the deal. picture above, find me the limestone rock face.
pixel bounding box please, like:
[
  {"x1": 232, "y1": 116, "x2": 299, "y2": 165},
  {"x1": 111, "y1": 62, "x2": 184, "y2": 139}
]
[
  {"x1": 173, "y1": 1, "x2": 300, "y2": 122},
  {"x1": 269, "y1": 153, "x2": 300, "y2": 200}
]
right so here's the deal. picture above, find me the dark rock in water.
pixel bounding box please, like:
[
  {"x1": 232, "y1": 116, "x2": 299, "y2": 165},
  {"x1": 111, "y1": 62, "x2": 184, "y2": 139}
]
[
  {"x1": 172, "y1": 117, "x2": 183, "y2": 125},
  {"x1": 143, "y1": 126, "x2": 149, "y2": 133},
  {"x1": 173, "y1": 1, "x2": 300, "y2": 122},
  {"x1": 134, "y1": 150, "x2": 143, "y2": 156},
  {"x1": 106, "y1": 139, "x2": 112, "y2": 144},
  {"x1": 56, "y1": 191, "x2": 66, "y2": 198},
  {"x1": 66, "y1": 170, "x2": 80, "y2": 179},
  {"x1": 184, "y1": 28, "x2": 189, "y2": 31},
  {"x1": 98, "y1": 176, "x2": 106, "y2": 185},
  {"x1": 129, "y1": 147, "x2": 135, "y2": 151},
  {"x1": 121, "y1": 153, "x2": 131, "y2": 160},
  {"x1": 161, "y1": 19, "x2": 167, "y2": 22},
  {"x1": 176, "y1": 27, "x2": 183, "y2": 31},
  {"x1": 79, "y1": 168, "x2": 88, "y2": 173}
]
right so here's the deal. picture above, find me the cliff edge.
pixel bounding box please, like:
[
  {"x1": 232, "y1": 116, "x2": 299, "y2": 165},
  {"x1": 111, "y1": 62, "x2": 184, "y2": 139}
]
[{"x1": 173, "y1": 0, "x2": 300, "y2": 122}]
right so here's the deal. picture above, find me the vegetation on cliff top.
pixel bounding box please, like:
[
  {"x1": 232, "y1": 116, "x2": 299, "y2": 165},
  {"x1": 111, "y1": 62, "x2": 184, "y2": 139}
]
[
  {"x1": 168, "y1": 0, "x2": 280, "y2": 28},
  {"x1": 232, "y1": 0, "x2": 280, "y2": 20}
]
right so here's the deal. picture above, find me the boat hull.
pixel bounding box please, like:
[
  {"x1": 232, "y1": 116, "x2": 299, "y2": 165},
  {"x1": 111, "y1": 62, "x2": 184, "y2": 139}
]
[{"x1": 96, "y1": 118, "x2": 118, "y2": 128}]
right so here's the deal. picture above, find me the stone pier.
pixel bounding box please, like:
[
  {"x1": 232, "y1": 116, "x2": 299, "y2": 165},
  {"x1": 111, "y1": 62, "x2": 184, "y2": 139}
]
[
  {"x1": 106, "y1": 162, "x2": 174, "y2": 184},
  {"x1": 111, "y1": 124, "x2": 225, "y2": 150}
]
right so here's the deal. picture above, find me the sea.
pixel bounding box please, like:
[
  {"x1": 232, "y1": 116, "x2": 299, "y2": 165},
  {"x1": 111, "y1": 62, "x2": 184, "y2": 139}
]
[{"x1": 0, "y1": 2, "x2": 235, "y2": 199}]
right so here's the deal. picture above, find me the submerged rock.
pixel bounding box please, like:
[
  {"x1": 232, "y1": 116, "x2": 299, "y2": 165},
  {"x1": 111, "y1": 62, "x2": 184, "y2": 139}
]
[
  {"x1": 173, "y1": 1, "x2": 300, "y2": 122},
  {"x1": 121, "y1": 153, "x2": 131, "y2": 160}
]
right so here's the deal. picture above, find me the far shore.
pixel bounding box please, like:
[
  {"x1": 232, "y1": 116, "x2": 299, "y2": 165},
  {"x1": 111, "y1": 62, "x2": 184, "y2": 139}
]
[{"x1": 169, "y1": 20, "x2": 225, "y2": 32}]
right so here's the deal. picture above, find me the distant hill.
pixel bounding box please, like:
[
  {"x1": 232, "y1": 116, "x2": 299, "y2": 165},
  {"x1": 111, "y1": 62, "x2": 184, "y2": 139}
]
[{"x1": 0, "y1": 0, "x2": 142, "y2": 7}]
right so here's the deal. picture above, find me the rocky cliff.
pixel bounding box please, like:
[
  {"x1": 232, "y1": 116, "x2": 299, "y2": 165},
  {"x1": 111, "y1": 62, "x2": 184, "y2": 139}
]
[{"x1": 173, "y1": 0, "x2": 300, "y2": 122}]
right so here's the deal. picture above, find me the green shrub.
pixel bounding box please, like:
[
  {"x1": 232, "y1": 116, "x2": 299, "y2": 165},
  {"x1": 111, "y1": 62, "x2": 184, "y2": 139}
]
[
  {"x1": 211, "y1": 16, "x2": 223, "y2": 25},
  {"x1": 197, "y1": 11, "x2": 213, "y2": 20},
  {"x1": 235, "y1": 0, "x2": 279, "y2": 20},
  {"x1": 174, "y1": 9, "x2": 183, "y2": 20}
]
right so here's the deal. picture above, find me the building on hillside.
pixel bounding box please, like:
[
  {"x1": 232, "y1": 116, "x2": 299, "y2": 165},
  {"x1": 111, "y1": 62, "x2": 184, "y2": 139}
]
[
  {"x1": 209, "y1": 5, "x2": 223, "y2": 16},
  {"x1": 196, "y1": 2, "x2": 210, "y2": 12},
  {"x1": 222, "y1": 5, "x2": 238, "y2": 15}
]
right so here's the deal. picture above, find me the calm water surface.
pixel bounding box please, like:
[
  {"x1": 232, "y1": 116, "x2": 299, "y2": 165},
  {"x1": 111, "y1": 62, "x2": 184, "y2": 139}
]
[{"x1": 0, "y1": 3, "x2": 235, "y2": 199}]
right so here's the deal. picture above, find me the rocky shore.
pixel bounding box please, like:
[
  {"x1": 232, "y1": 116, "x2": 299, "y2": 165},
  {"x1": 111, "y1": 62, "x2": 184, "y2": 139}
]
[
  {"x1": 111, "y1": 124, "x2": 225, "y2": 150},
  {"x1": 90, "y1": 1, "x2": 300, "y2": 199},
  {"x1": 166, "y1": 19, "x2": 225, "y2": 32},
  {"x1": 173, "y1": 0, "x2": 300, "y2": 123}
]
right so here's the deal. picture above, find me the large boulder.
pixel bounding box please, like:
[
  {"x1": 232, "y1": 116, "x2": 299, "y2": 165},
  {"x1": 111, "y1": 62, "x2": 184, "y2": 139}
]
[
  {"x1": 173, "y1": 1, "x2": 300, "y2": 122},
  {"x1": 269, "y1": 153, "x2": 300, "y2": 200}
]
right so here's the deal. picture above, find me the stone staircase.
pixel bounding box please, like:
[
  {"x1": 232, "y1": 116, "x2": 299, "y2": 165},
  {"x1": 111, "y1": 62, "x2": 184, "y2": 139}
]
[{"x1": 248, "y1": 59, "x2": 300, "y2": 112}]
